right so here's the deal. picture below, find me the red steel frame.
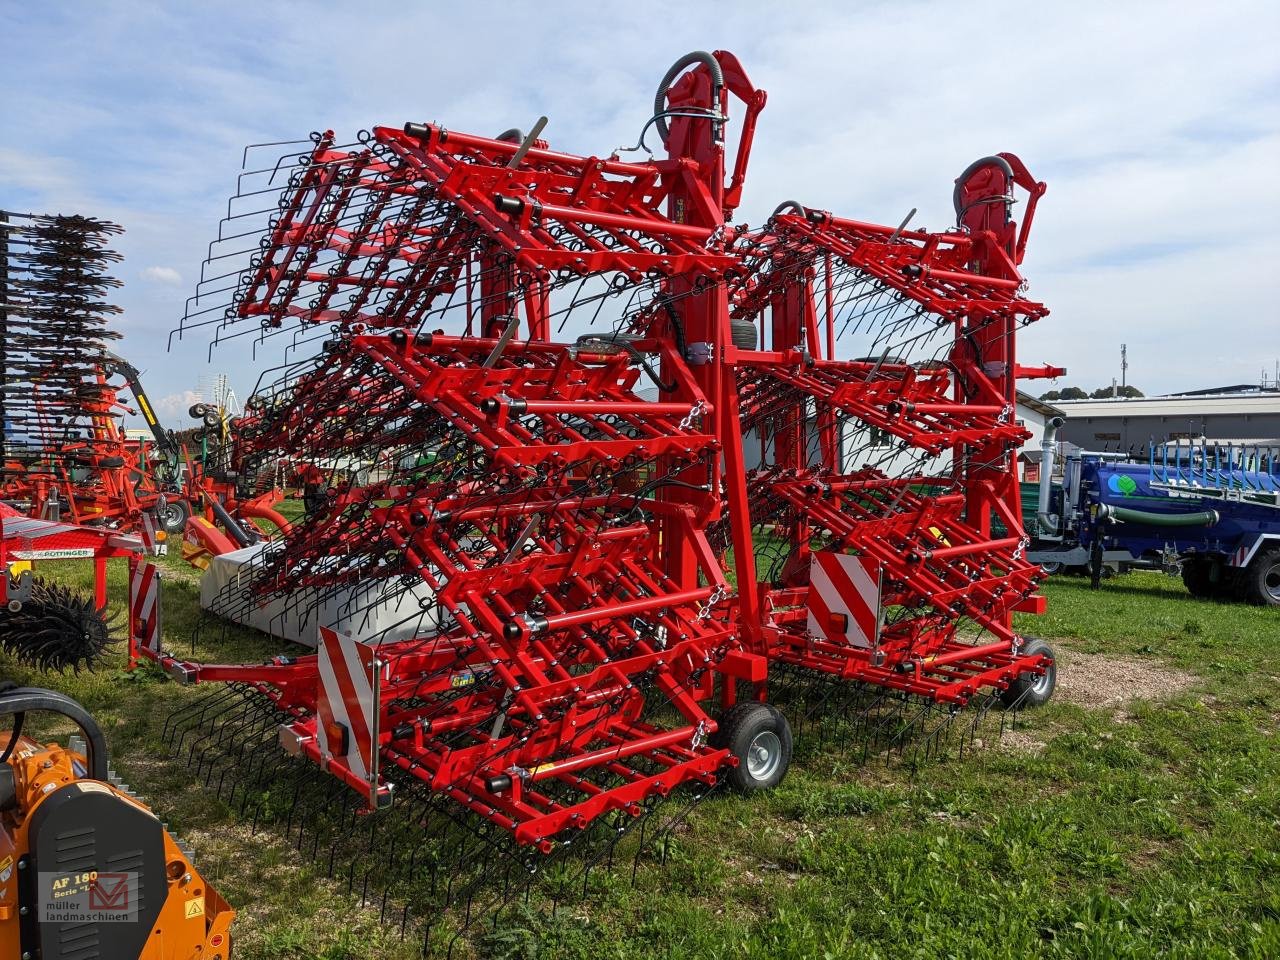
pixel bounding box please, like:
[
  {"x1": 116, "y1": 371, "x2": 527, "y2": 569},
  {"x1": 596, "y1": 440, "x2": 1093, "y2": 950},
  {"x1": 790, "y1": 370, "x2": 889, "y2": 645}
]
[
  {"x1": 1, "y1": 500, "x2": 142, "y2": 613},
  {"x1": 154, "y1": 49, "x2": 1054, "y2": 845},
  {"x1": 1, "y1": 370, "x2": 174, "y2": 533}
]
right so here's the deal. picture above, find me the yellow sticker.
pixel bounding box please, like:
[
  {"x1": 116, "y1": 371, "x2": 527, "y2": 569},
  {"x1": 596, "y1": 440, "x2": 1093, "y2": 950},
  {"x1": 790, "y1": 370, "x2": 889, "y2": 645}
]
[
  {"x1": 185, "y1": 897, "x2": 205, "y2": 919},
  {"x1": 0, "y1": 856, "x2": 12, "y2": 873}
]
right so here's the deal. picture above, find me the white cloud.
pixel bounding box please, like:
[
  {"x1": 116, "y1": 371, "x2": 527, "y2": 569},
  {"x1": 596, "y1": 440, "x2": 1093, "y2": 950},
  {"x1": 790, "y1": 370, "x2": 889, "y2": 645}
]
[
  {"x1": 2, "y1": 1, "x2": 1277, "y2": 401},
  {"x1": 157, "y1": 389, "x2": 203, "y2": 417},
  {"x1": 140, "y1": 265, "x2": 182, "y2": 286}
]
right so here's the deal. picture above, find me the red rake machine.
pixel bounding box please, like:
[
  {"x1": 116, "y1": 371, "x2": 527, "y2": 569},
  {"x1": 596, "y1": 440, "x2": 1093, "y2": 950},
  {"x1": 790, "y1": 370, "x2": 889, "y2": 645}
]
[
  {"x1": 154, "y1": 50, "x2": 1057, "y2": 948},
  {"x1": 0, "y1": 212, "x2": 171, "y2": 674},
  {"x1": 0, "y1": 211, "x2": 189, "y2": 538}
]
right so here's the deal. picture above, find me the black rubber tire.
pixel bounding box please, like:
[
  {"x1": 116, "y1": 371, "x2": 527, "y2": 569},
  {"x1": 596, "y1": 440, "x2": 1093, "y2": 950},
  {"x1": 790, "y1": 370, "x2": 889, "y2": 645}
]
[
  {"x1": 157, "y1": 498, "x2": 191, "y2": 533},
  {"x1": 1181, "y1": 557, "x2": 1216, "y2": 598},
  {"x1": 188, "y1": 403, "x2": 209, "y2": 419},
  {"x1": 999, "y1": 638, "x2": 1057, "y2": 710},
  {"x1": 1242, "y1": 548, "x2": 1280, "y2": 607},
  {"x1": 1038, "y1": 561, "x2": 1063, "y2": 576},
  {"x1": 713, "y1": 702, "x2": 792, "y2": 793},
  {"x1": 729, "y1": 318, "x2": 758, "y2": 350}
]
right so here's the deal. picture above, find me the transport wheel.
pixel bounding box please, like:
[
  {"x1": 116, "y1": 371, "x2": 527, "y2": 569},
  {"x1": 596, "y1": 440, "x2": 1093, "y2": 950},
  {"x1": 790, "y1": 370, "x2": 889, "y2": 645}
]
[
  {"x1": 1242, "y1": 549, "x2": 1280, "y2": 607},
  {"x1": 1038, "y1": 561, "x2": 1063, "y2": 576},
  {"x1": 1180, "y1": 558, "x2": 1215, "y2": 598},
  {"x1": 729, "y1": 318, "x2": 759, "y2": 350},
  {"x1": 999, "y1": 637, "x2": 1057, "y2": 709},
  {"x1": 715, "y1": 702, "x2": 793, "y2": 792},
  {"x1": 157, "y1": 498, "x2": 191, "y2": 533}
]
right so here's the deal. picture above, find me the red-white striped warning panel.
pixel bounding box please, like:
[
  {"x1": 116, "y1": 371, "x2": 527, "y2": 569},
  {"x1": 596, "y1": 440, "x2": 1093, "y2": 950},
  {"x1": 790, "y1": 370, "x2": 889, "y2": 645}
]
[
  {"x1": 140, "y1": 511, "x2": 167, "y2": 556},
  {"x1": 129, "y1": 560, "x2": 162, "y2": 655},
  {"x1": 805, "y1": 551, "x2": 881, "y2": 648},
  {"x1": 316, "y1": 626, "x2": 384, "y2": 806}
]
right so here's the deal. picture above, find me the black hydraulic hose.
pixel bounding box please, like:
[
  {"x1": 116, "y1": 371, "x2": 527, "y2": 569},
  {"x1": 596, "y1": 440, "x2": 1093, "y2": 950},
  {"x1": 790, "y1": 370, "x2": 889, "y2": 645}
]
[
  {"x1": 1098, "y1": 504, "x2": 1220, "y2": 527},
  {"x1": 0, "y1": 680, "x2": 21, "y2": 765},
  {"x1": 953, "y1": 155, "x2": 1015, "y2": 226},
  {"x1": 0, "y1": 687, "x2": 109, "y2": 781},
  {"x1": 653, "y1": 51, "x2": 724, "y2": 144},
  {"x1": 656, "y1": 294, "x2": 688, "y2": 359},
  {"x1": 495, "y1": 128, "x2": 524, "y2": 144},
  {"x1": 772, "y1": 200, "x2": 805, "y2": 218},
  {"x1": 206, "y1": 491, "x2": 258, "y2": 547},
  {"x1": 575, "y1": 333, "x2": 676, "y2": 393},
  {"x1": 622, "y1": 477, "x2": 710, "y2": 519},
  {"x1": 0, "y1": 713, "x2": 22, "y2": 765}
]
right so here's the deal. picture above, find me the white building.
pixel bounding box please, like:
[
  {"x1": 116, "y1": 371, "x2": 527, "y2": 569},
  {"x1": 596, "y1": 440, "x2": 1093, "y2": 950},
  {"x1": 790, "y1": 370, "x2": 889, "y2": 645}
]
[{"x1": 1053, "y1": 388, "x2": 1280, "y2": 451}]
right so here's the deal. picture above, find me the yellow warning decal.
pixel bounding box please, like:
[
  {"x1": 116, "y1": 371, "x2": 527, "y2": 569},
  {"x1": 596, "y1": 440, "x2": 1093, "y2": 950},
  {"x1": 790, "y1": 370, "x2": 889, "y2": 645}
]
[
  {"x1": 185, "y1": 897, "x2": 205, "y2": 919},
  {"x1": 0, "y1": 855, "x2": 12, "y2": 873}
]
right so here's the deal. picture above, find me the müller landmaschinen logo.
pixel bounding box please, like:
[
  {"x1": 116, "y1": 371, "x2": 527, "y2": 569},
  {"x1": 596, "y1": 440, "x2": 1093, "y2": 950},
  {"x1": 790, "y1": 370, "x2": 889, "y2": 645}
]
[{"x1": 40, "y1": 870, "x2": 140, "y2": 923}]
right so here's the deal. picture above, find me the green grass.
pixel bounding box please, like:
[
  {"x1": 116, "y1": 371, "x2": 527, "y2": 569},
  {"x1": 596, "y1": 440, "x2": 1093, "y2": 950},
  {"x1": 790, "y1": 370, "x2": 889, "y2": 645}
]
[{"x1": 5, "y1": 561, "x2": 1277, "y2": 959}]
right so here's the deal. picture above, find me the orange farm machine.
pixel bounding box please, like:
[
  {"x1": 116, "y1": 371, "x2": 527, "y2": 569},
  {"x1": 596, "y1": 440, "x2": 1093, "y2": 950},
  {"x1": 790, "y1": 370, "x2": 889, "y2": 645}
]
[{"x1": 151, "y1": 50, "x2": 1059, "y2": 947}]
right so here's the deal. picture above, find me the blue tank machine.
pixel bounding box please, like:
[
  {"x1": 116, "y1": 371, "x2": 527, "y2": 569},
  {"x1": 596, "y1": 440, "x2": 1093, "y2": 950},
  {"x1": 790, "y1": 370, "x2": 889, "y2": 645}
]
[{"x1": 1028, "y1": 431, "x2": 1280, "y2": 605}]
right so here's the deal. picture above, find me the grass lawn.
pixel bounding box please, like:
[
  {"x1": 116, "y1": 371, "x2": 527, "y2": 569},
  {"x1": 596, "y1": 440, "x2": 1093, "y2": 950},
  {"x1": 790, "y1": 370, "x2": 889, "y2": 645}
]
[{"x1": 3, "y1": 556, "x2": 1277, "y2": 959}]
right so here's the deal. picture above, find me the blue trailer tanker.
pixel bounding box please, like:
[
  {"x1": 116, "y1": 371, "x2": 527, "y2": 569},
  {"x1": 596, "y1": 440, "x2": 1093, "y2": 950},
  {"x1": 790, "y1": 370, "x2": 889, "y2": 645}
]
[{"x1": 1028, "y1": 429, "x2": 1280, "y2": 605}]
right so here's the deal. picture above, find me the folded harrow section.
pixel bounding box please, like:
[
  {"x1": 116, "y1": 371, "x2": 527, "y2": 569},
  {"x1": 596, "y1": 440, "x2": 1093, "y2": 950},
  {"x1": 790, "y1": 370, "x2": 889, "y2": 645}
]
[
  {"x1": 170, "y1": 295, "x2": 746, "y2": 850},
  {"x1": 727, "y1": 195, "x2": 1051, "y2": 703},
  {"x1": 176, "y1": 122, "x2": 736, "y2": 354}
]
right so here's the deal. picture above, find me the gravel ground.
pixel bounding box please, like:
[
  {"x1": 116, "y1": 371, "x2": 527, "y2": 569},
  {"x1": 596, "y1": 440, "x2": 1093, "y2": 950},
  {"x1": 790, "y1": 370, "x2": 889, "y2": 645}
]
[{"x1": 1054, "y1": 648, "x2": 1197, "y2": 710}]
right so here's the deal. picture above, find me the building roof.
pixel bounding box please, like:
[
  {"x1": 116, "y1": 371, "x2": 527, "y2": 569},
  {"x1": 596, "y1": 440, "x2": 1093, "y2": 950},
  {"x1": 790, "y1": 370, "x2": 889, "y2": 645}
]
[
  {"x1": 1166, "y1": 384, "x2": 1280, "y2": 397},
  {"x1": 1052, "y1": 392, "x2": 1280, "y2": 418},
  {"x1": 1016, "y1": 391, "x2": 1065, "y2": 420}
]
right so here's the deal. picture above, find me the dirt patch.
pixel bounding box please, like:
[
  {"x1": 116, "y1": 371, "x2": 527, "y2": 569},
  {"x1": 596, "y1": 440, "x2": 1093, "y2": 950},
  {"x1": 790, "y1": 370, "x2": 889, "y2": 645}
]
[
  {"x1": 1054, "y1": 649, "x2": 1197, "y2": 711},
  {"x1": 999, "y1": 728, "x2": 1048, "y2": 754}
]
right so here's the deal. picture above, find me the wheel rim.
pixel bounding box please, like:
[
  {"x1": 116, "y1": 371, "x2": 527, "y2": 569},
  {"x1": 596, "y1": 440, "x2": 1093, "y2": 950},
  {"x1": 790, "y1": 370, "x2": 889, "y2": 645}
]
[
  {"x1": 1265, "y1": 561, "x2": 1280, "y2": 603},
  {"x1": 160, "y1": 503, "x2": 184, "y2": 527},
  {"x1": 746, "y1": 730, "x2": 783, "y2": 781},
  {"x1": 1039, "y1": 562, "x2": 1061, "y2": 575},
  {"x1": 1030, "y1": 666, "x2": 1054, "y2": 698}
]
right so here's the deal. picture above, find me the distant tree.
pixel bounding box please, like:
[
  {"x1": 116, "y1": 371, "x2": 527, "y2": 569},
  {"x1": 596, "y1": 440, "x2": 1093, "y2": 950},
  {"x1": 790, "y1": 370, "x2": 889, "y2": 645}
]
[
  {"x1": 1056, "y1": 386, "x2": 1089, "y2": 400},
  {"x1": 1039, "y1": 389, "x2": 1061, "y2": 401},
  {"x1": 1087, "y1": 385, "x2": 1145, "y2": 398}
]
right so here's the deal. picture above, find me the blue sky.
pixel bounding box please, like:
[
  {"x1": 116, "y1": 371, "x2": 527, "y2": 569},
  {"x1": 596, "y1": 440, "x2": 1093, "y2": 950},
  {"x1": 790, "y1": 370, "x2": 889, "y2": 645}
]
[{"x1": 3, "y1": 1, "x2": 1278, "y2": 418}]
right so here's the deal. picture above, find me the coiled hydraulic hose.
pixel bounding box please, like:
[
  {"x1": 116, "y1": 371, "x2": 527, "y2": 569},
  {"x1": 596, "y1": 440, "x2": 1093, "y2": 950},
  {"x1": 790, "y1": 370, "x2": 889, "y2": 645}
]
[
  {"x1": 653, "y1": 51, "x2": 724, "y2": 144},
  {"x1": 953, "y1": 155, "x2": 1015, "y2": 227}
]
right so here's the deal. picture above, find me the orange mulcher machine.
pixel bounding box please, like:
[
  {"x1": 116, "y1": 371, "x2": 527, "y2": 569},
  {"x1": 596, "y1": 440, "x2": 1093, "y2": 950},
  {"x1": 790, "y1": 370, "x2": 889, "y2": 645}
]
[{"x1": 0, "y1": 685, "x2": 233, "y2": 959}]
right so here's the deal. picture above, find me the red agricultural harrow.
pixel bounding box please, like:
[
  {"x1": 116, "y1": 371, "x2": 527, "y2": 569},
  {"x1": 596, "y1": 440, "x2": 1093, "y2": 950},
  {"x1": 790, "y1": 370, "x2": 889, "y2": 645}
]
[{"x1": 157, "y1": 50, "x2": 1056, "y2": 947}]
